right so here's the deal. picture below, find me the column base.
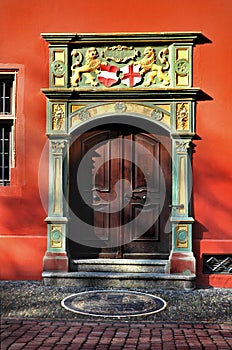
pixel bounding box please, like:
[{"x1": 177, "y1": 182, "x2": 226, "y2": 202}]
[
  {"x1": 43, "y1": 251, "x2": 69, "y2": 272},
  {"x1": 169, "y1": 251, "x2": 196, "y2": 274}
]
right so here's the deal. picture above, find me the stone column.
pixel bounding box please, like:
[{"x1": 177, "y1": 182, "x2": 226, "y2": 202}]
[{"x1": 43, "y1": 139, "x2": 69, "y2": 272}]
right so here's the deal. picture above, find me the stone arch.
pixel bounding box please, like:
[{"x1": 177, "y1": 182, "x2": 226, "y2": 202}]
[
  {"x1": 43, "y1": 101, "x2": 196, "y2": 280},
  {"x1": 69, "y1": 102, "x2": 171, "y2": 135}
]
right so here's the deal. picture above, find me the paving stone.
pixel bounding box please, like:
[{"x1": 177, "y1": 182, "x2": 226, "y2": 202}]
[
  {"x1": 9, "y1": 345, "x2": 28, "y2": 350},
  {"x1": 1, "y1": 319, "x2": 232, "y2": 350}
]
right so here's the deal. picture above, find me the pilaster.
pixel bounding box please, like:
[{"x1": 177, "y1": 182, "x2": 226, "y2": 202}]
[
  {"x1": 169, "y1": 135, "x2": 195, "y2": 274},
  {"x1": 43, "y1": 138, "x2": 69, "y2": 272}
]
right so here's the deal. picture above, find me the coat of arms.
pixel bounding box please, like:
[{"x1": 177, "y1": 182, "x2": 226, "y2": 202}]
[{"x1": 70, "y1": 45, "x2": 170, "y2": 88}]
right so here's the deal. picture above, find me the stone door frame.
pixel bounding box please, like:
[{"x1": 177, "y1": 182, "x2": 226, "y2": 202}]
[{"x1": 41, "y1": 32, "x2": 208, "y2": 276}]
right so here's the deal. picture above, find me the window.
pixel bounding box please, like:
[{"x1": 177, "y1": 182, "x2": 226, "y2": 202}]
[{"x1": 0, "y1": 73, "x2": 16, "y2": 186}]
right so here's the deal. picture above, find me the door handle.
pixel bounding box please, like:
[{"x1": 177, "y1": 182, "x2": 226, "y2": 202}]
[
  {"x1": 125, "y1": 191, "x2": 149, "y2": 202},
  {"x1": 132, "y1": 193, "x2": 148, "y2": 202}
]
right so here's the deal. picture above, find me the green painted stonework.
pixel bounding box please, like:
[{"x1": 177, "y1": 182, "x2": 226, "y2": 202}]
[
  {"x1": 42, "y1": 32, "x2": 208, "y2": 91},
  {"x1": 41, "y1": 32, "x2": 208, "y2": 275}
]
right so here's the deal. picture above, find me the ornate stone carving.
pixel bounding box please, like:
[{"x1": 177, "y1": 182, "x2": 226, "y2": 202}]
[
  {"x1": 70, "y1": 45, "x2": 170, "y2": 88},
  {"x1": 175, "y1": 140, "x2": 190, "y2": 153},
  {"x1": 78, "y1": 109, "x2": 91, "y2": 121},
  {"x1": 51, "y1": 60, "x2": 65, "y2": 77},
  {"x1": 51, "y1": 140, "x2": 66, "y2": 154},
  {"x1": 115, "y1": 102, "x2": 127, "y2": 113},
  {"x1": 175, "y1": 59, "x2": 189, "y2": 76},
  {"x1": 50, "y1": 225, "x2": 62, "y2": 248},
  {"x1": 176, "y1": 225, "x2": 188, "y2": 248},
  {"x1": 151, "y1": 108, "x2": 163, "y2": 121},
  {"x1": 176, "y1": 103, "x2": 189, "y2": 130},
  {"x1": 52, "y1": 104, "x2": 65, "y2": 130},
  {"x1": 71, "y1": 48, "x2": 102, "y2": 87},
  {"x1": 137, "y1": 47, "x2": 170, "y2": 86},
  {"x1": 102, "y1": 45, "x2": 139, "y2": 63}
]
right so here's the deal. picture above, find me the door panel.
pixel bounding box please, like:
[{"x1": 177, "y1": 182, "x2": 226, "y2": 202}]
[
  {"x1": 68, "y1": 124, "x2": 171, "y2": 260},
  {"x1": 122, "y1": 132, "x2": 169, "y2": 257}
]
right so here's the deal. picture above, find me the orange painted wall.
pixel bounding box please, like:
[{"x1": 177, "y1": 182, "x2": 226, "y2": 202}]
[{"x1": 1, "y1": 0, "x2": 232, "y2": 286}]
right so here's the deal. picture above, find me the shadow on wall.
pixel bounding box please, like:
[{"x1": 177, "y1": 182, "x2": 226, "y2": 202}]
[
  {"x1": 192, "y1": 148, "x2": 232, "y2": 239},
  {"x1": 192, "y1": 138, "x2": 232, "y2": 287}
]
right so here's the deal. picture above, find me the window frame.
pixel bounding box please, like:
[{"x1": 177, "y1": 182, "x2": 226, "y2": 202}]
[{"x1": 0, "y1": 71, "x2": 17, "y2": 185}]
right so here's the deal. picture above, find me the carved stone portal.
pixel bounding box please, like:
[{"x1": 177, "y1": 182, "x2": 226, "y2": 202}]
[{"x1": 41, "y1": 32, "x2": 206, "y2": 284}]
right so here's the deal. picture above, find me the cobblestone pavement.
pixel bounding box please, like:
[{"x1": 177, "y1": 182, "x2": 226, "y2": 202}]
[
  {"x1": 1, "y1": 282, "x2": 232, "y2": 322},
  {"x1": 1, "y1": 319, "x2": 232, "y2": 350},
  {"x1": 1, "y1": 282, "x2": 232, "y2": 349}
]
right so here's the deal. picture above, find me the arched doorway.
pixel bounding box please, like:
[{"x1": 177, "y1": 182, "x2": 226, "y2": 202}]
[
  {"x1": 68, "y1": 122, "x2": 171, "y2": 264},
  {"x1": 42, "y1": 101, "x2": 196, "y2": 287},
  {"x1": 41, "y1": 31, "x2": 206, "y2": 287}
]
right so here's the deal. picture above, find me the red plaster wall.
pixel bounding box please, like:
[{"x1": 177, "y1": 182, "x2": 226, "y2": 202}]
[{"x1": 1, "y1": 0, "x2": 232, "y2": 286}]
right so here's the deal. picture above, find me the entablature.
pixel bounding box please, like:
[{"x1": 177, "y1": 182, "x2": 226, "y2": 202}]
[{"x1": 41, "y1": 32, "x2": 208, "y2": 92}]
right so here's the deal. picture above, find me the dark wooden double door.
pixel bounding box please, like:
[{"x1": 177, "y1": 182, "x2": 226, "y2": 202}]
[{"x1": 68, "y1": 124, "x2": 171, "y2": 260}]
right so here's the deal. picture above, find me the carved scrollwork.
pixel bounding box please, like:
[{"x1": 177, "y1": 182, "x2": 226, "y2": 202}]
[
  {"x1": 52, "y1": 104, "x2": 65, "y2": 130},
  {"x1": 176, "y1": 103, "x2": 189, "y2": 130},
  {"x1": 102, "y1": 45, "x2": 139, "y2": 63}
]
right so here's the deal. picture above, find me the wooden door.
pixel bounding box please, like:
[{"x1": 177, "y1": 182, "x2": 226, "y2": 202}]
[{"x1": 68, "y1": 124, "x2": 171, "y2": 259}]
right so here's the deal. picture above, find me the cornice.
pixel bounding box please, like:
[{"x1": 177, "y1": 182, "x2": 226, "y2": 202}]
[
  {"x1": 41, "y1": 87, "x2": 210, "y2": 101},
  {"x1": 41, "y1": 32, "x2": 210, "y2": 45}
]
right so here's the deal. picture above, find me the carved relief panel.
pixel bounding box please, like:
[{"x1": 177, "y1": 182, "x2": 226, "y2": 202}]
[
  {"x1": 47, "y1": 103, "x2": 67, "y2": 134},
  {"x1": 50, "y1": 46, "x2": 68, "y2": 87},
  {"x1": 70, "y1": 45, "x2": 171, "y2": 88},
  {"x1": 42, "y1": 33, "x2": 199, "y2": 90}
]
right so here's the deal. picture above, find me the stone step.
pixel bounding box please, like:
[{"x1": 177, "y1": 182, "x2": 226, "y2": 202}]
[
  {"x1": 42, "y1": 271, "x2": 196, "y2": 290},
  {"x1": 71, "y1": 259, "x2": 169, "y2": 273}
]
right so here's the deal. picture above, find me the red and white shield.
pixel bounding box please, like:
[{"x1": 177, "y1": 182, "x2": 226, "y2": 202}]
[
  {"x1": 98, "y1": 64, "x2": 120, "y2": 87},
  {"x1": 121, "y1": 64, "x2": 142, "y2": 87}
]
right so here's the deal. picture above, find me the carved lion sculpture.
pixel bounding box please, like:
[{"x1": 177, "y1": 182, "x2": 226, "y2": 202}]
[
  {"x1": 70, "y1": 47, "x2": 101, "y2": 87},
  {"x1": 138, "y1": 46, "x2": 170, "y2": 86}
]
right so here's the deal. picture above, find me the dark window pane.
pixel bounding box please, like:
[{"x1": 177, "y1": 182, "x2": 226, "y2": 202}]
[
  {"x1": 0, "y1": 125, "x2": 11, "y2": 186},
  {"x1": 0, "y1": 76, "x2": 14, "y2": 115}
]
